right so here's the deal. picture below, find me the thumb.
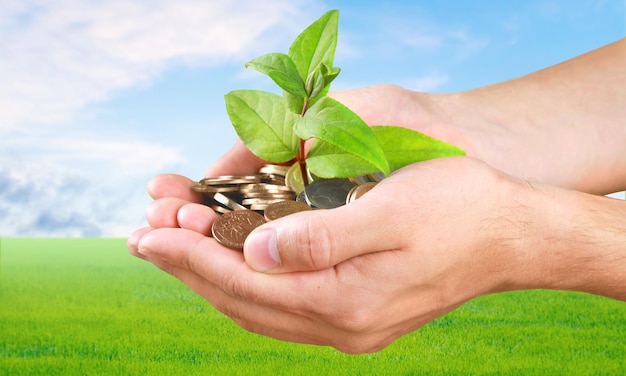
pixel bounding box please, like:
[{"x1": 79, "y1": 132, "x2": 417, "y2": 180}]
[{"x1": 243, "y1": 196, "x2": 400, "y2": 273}]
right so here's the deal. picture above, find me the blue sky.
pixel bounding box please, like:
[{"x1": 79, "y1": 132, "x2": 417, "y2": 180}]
[{"x1": 1, "y1": 0, "x2": 624, "y2": 237}]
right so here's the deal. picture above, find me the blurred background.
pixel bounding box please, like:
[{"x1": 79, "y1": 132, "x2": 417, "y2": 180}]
[{"x1": 1, "y1": 0, "x2": 624, "y2": 237}]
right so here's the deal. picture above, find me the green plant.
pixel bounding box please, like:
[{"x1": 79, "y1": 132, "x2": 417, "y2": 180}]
[{"x1": 225, "y1": 10, "x2": 464, "y2": 185}]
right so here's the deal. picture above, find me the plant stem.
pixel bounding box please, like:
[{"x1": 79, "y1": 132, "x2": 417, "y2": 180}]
[
  {"x1": 299, "y1": 97, "x2": 311, "y2": 186},
  {"x1": 298, "y1": 139, "x2": 308, "y2": 186}
]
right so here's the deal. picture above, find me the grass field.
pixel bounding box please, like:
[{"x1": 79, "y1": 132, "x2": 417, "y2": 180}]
[{"x1": 1, "y1": 238, "x2": 624, "y2": 375}]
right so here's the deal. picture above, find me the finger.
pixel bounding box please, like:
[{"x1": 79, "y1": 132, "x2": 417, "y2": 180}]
[
  {"x1": 147, "y1": 173, "x2": 201, "y2": 202},
  {"x1": 137, "y1": 228, "x2": 335, "y2": 313},
  {"x1": 127, "y1": 226, "x2": 154, "y2": 260},
  {"x1": 137, "y1": 228, "x2": 399, "y2": 353},
  {"x1": 204, "y1": 139, "x2": 266, "y2": 177},
  {"x1": 243, "y1": 184, "x2": 405, "y2": 273},
  {"x1": 176, "y1": 202, "x2": 218, "y2": 236},
  {"x1": 142, "y1": 253, "x2": 326, "y2": 347},
  {"x1": 146, "y1": 197, "x2": 189, "y2": 228}
]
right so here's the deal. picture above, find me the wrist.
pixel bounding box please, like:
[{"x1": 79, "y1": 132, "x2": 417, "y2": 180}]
[{"x1": 499, "y1": 182, "x2": 626, "y2": 300}]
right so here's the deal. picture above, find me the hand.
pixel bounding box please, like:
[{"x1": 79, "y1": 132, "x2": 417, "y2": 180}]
[
  {"x1": 129, "y1": 157, "x2": 543, "y2": 353},
  {"x1": 127, "y1": 84, "x2": 461, "y2": 257},
  {"x1": 127, "y1": 139, "x2": 264, "y2": 258}
]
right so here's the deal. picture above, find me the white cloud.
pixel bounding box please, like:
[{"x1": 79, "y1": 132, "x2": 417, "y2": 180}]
[
  {"x1": 0, "y1": 0, "x2": 320, "y2": 237},
  {"x1": 0, "y1": 130, "x2": 184, "y2": 237},
  {"x1": 0, "y1": 0, "x2": 314, "y2": 130},
  {"x1": 47, "y1": 137, "x2": 186, "y2": 177}
]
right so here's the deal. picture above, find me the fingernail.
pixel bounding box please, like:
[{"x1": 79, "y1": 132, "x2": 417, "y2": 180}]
[{"x1": 244, "y1": 229, "x2": 280, "y2": 272}]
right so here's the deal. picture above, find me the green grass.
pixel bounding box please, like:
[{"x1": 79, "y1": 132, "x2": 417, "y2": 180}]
[{"x1": 1, "y1": 238, "x2": 624, "y2": 375}]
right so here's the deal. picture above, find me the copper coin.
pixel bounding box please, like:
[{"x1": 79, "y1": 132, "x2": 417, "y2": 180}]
[
  {"x1": 264, "y1": 200, "x2": 313, "y2": 221},
  {"x1": 211, "y1": 210, "x2": 266, "y2": 251}
]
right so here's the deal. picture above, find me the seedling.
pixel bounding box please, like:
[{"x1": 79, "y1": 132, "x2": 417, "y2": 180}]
[{"x1": 225, "y1": 10, "x2": 464, "y2": 185}]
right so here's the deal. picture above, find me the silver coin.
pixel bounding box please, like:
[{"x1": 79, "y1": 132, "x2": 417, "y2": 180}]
[
  {"x1": 304, "y1": 178, "x2": 357, "y2": 209},
  {"x1": 295, "y1": 191, "x2": 307, "y2": 203}
]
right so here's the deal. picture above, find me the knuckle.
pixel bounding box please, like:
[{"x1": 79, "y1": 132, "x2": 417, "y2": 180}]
[
  {"x1": 220, "y1": 265, "x2": 251, "y2": 298},
  {"x1": 290, "y1": 216, "x2": 333, "y2": 270}
]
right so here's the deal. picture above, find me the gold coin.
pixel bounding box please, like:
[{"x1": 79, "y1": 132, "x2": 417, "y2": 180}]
[
  {"x1": 243, "y1": 191, "x2": 296, "y2": 199},
  {"x1": 210, "y1": 204, "x2": 232, "y2": 215},
  {"x1": 241, "y1": 198, "x2": 288, "y2": 206},
  {"x1": 212, "y1": 192, "x2": 248, "y2": 211},
  {"x1": 250, "y1": 204, "x2": 271, "y2": 211},
  {"x1": 346, "y1": 182, "x2": 378, "y2": 204},
  {"x1": 200, "y1": 175, "x2": 260, "y2": 185},
  {"x1": 192, "y1": 184, "x2": 239, "y2": 193},
  {"x1": 258, "y1": 164, "x2": 290, "y2": 176},
  {"x1": 264, "y1": 200, "x2": 313, "y2": 221},
  {"x1": 259, "y1": 174, "x2": 286, "y2": 185},
  {"x1": 348, "y1": 175, "x2": 370, "y2": 185},
  {"x1": 211, "y1": 210, "x2": 266, "y2": 251},
  {"x1": 239, "y1": 183, "x2": 294, "y2": 193},
  {"x1": 366, "y1": 172, "x2": 386, "y2": 182},
  {"x1": 285, "y1": 163, "x2": 305, "y2": 195}
]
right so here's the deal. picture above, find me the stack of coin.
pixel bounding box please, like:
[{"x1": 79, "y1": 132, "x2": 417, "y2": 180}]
[
  {"x1": 194, "y1": 164, "x2": 380, "y2": 250},
  {"x1": 192, "y1": 164, "x2": 295, "y2": 214}
]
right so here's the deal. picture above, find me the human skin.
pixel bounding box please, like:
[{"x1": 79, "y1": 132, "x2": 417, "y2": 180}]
[{"x1": 127, "y1": 38, "x2": 626, "y2": 353}]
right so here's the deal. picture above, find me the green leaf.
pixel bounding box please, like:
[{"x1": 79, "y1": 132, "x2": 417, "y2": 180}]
[
  {"x1": 306, "y1": 140, "x2": 381, "y2": 178},
  {"x1": 284, "y1": 91, "x2": 305, "y2": 114},
  {"x1": 323, "y1": 64, "x2": 341, "y2": 87},
  {"x1": 224, "y1": 90, "x2": 299, "y2": 162},
  {"x1": 245, "y1": 53, "x2": 306, "y2": 97},
  {"x1": 305, "y1": 64, "x2": 325, "y2": 99},
  {"x1": 305, "y1": 63, "x2": 341, "y2": 100},
  {"x1": 288, "y1": 10, "x2": 339, "y2": 82},
  {"x1": 371, "y1": 126, "x2": 466, "y2": 170},
  {"x1": 295, "y1": 97, "x2": 390, "y2": 175}
]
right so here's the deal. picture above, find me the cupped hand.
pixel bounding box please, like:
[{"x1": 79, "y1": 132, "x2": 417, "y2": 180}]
[
  {"x1": 127, "y1": 139, "x2": 265, "y2": 258},
  {"x1": 128, "y1": 85, "x2": 455, "y2": 258},
  {"x1": 131, "y1": 157, "x2": 541, "y2": 353}
]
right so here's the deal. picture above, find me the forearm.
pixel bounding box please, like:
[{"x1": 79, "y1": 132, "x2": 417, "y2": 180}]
[
  {"x1": 448, "y1": 38, "x2": 626, "y2": 194},
  {"x1": 505, "y1": 184, "x2": 626, "y2": 301}
]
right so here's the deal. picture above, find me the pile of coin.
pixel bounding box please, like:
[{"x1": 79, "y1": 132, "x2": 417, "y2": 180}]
[{"x1": 192, "y1": 164, "x2": 380, "y2": 251}]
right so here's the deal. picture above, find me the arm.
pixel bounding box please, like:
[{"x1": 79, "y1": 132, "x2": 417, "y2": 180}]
[
  {"x1": 331, "y1": 37, "x2": 626, "y2": 194},
  {"x1": 513, "y1": 185, "x2": 626, "y2": 300},
  {"x1": 127, "y1": 38, "x2": 626, "y2": 353},
  {"x1": 459, "y1": 37, "x2": 626, "y2": 194}
]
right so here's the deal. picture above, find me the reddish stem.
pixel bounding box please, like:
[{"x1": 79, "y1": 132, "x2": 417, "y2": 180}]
[
  {"x1": 299, "y1": 98, "x2": 311, "y2": 186},
  {"x1": 298, "y1": 139, "x2": 309, "y2": 186}
]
